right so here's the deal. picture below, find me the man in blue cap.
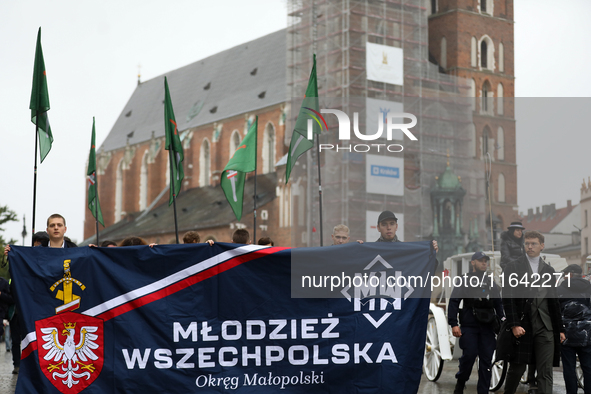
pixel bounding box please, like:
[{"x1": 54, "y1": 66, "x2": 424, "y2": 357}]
[{"x1": 448, "y1": 251, "x2": 504, "y2": 394}]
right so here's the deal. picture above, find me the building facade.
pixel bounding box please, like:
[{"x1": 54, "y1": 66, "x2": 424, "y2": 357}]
[{"x1": 85, "y1": 0, "x2": 517, "y2": 251}]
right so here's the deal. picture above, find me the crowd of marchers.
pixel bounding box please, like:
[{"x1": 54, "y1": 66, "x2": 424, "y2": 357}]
[{"x1": 2, "y1": 212, "x2": 591, "y2": 394}]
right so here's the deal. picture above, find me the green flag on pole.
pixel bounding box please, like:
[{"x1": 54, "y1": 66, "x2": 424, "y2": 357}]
[
  {"x1": 30, "y1": 27, "x2": 53, "y2": 163},
  {"x1": 87, "y1": 117, "x2": 104, "y2": 226},
  {"x1": 221, "y1": 116, "x2": 258, "y2": 221},
  {"x1": 285, "y1": 54, "x2": 321, "y2": 183},
  {"x1": 164, "y1": 77, "x2": 184, "y2": 206}
]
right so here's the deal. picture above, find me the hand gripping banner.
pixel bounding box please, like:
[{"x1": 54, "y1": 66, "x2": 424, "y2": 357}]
[{"x1": 8, "y1": 242, "x2": 436, "y2": 393}]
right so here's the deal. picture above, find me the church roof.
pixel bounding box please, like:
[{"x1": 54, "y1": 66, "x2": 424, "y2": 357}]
[
  {"x1": 99, "y1": 29, "x2": 287, "y2": 152},
  {"x1": 80, "y1": 173, "x2": 277, "y2": 245}
]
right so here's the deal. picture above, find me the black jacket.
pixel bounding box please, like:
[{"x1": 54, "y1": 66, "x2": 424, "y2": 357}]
[
  {"x1": 448, "y1": 271, "x2": 504, "y2": 328},
  {"x1": 502, "y1": 255, "x2": 564, "y2": 366},
  {"x1": 500, "y1": 230, "x2": 524, "y2": 269},
  {"x1": 0, "y1": 278, "x2": 13, "y2": 321},
  {"x1": 40, "y1": 239, "x2": 77, "y2": 248},
  {"x1": 557, "y1": 277, "x2": 591, "y2": 347}
]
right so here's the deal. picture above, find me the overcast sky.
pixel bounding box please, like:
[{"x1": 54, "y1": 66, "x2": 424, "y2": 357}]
[{"x1": 1, "y1": 0, "x2": 590, "y2": 244}]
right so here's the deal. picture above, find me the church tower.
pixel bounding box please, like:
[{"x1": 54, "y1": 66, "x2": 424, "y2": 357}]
[{"x1": 428, "y1": 0, "x2": 517, "y2": 248}]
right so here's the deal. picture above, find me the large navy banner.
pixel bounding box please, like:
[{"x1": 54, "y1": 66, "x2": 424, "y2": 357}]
[{"x1": 8, "y1": 242, "x2": 436, "y2": 393}]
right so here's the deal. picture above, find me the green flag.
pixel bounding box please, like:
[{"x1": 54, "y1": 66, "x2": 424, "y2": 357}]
[
  {"x1": 285, "y1": 54, "x2": 321, "y2": 183},
  {"x1": 29, "y1": 27, "x2": 53, "y2": 163},
  {"x1": 164, "y1": 77, "x2": 184, "y2": 205},
  {"x1": 87, "y1": 117, "x2": 104, "y2": 226},
  {"x1": 221, "y1": 116, "x2": 257, "y2": 221}
]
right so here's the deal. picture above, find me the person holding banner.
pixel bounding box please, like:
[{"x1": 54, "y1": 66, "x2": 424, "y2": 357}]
[
  {"x1": 374, "y1": 210, "x2": 439, "y2": 252},
  {"x1": 448, "y1": 251, "x2": 504, "y2": 394}
]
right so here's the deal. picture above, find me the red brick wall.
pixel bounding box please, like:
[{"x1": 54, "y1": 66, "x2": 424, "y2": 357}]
[{"x1": 84, "y1": 104, "x2": 286, "y2": 241}]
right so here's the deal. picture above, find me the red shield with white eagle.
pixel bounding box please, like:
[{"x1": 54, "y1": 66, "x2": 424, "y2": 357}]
[{"x1": 35, "y1": 312, "x2": 104, "y2": 394}]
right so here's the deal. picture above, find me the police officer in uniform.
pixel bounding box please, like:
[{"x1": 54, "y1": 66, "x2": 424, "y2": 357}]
[{"x1": 448, "y1": 251, "x2": 504, "y2": 393}]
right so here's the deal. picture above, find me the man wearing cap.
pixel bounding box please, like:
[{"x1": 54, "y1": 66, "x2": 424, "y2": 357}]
[
  {"x1": 557, "y1": 264, "x2": 591, "y2": 394},
  {"x1": 448, "y1": 251, "x2": 504, "y2": 394},
  {"x1": 375, "y1": 210, "x2": 438, "y2": 251},
  {"x1": 502, "y1": 230, "x2": 565, "y2": 394},
  {"x1": 501, "y1": 221, "x2": 525, "y2": 269}
]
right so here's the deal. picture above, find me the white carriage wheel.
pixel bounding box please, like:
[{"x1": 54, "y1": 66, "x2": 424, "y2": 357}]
[{"x1": 423, "y1": 316, "x2": 444, "y2": 381}]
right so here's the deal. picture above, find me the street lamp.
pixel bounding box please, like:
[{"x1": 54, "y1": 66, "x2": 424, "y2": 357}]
[{"x1": 21, "y1": 214, "x2": 27, "y2": 246}]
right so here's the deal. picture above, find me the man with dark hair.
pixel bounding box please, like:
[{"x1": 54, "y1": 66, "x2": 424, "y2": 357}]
[
  {"x1": 32, "y1": 231, "x2": 49, "y2": 247},
  {"x1": 374, "y1": 210, "x2": 438, "y2": 251},
  {"x1": 100, "y1": 240, "x2": 117, "y2": 247},
  {"x1": 448, "y1": 251, "x2": 504, "y2": 394},
  {"x1": 257, "y1": 237, "x2": 274, "y2": 246},
  {"x1": 183, "y1": 231, "x2": 201, "y2": 244},
  {"x1": 502, "y1": 230, "x2": 565, "y2": 394},
  {"x1": 232, "y1": 229, "x2": 250, "y2": 244},
  {"x1": 45, "y1": 214, "x2": 76, "y2": 248}
]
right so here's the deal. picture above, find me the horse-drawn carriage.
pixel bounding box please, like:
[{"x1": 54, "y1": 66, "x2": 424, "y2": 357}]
[{"x1": 423, "y1": 251, "x2": 571, "y2": 390}]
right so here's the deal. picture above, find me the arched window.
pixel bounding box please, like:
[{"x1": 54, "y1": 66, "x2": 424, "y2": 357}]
[
  {"x1": 482, "y1": 126, "x2": 491, "y2": 158},
  {"x1": 468, "y1": 123, "x2": 476, "y2": 157},
  {"x1": 469, "y1": 79, "x2": 476, "y2": 111},
  {"x1": 497, "y1": 127, "x2": 505, "y2": 161},
  {"x1": 230, "y1": 130, "x2": 242, "y2": 155},
  {"x1": 482, "y1": 80, "x2": 492, "y2": 113},
  {"x1": 478, "y1": 35, "x2": 495, "y2": 70},
  {"x1": 262, "y1": 123, "x2": 276, "y2": 174},
  {"x1": 471, "y1": 37, "x2": 477, "y2": 67},
  {"x1": 139, "y1": 150, "x2": 149, "y2": 211},
  {"x1": 115, "y1": 159, "x2": 123, "y2": 222},
  {"x1": 479, "y1": 0, "x2": 493, "y2": 15},
  {"x1": 497, "y1": 83, "x2": 504, "y2": 115},
  {"x1": 499, "y1": 42, "x2": 504, "y2": 73},
  {"x1": 440, "y1": 37, "x2": 447, "y2": 69},
  {"x1": 498, "y1": 173, "x2": 506, "y2": 203},
  {"x1": 199, "y1": 139, "x2": 211, "y2": 186}
]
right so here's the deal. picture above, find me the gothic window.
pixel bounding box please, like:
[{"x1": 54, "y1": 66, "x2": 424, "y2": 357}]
[
  {"x1": 479, "y1": 36, "x2": 495, "y2": 70},
  {"x1": 468, "y1": 123, "x2": 476, "y2": 157},
  {"x1": 499, "y1": 42, "x2": 504, "y2": 72},
  {"x1": 482, "y1": 80, "x2": 493, "y2": 113},
  {"x1": 482, "y1": 126, "x2": 491, "y2": 158},
  {"x1": 440, "y1": 37, "x2": 447, "y2": 69},
  {"x1": 115, "y1": 159, "x2": 123, "y2": 222},
  {"x1": 497, "y1": 127, "x2": 505, "y2": 161},
  {"x1": 480, "y1": 40, "x2": 487, "y2": 68},
  {"x1": 199, "y1": 139, "x2": 211, "y2": 186},
  {"x1": 497, "y1": 83, "x2": 504, "y2": 115},
  {"x1": 139, "y1": 150, "x2": 149, "y2": 211},
  {"x1": 469, "y1": 79, "x2": 476, "y2": 110},
  {"x1": 431, "y1": 0, "x2": 437, "y2": 15},
  {"x1": 471, "y1": 37, "x2": 477, "y2": 67},
  {"x1": 230, "y1": 130, "x2": 241, "y2": 155},
  {"x1": 498, "y1": 173, "x2": 506, "y2": 203},
  {"x1": 262, "y1": 123, "x2": 276, "y2": 174}
]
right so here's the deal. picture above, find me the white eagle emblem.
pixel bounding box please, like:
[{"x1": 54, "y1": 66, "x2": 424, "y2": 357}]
[{"x1": 40, "y1": 322, "x2": 99, "y2": 388}]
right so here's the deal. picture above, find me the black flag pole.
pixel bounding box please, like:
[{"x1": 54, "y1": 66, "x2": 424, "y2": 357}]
[
  {"x1": 95, "y1": 169, "x2": 100, "y2": 246},
  {"x1": 312, "y1": 1, "x2": 323, "y2": 246},
  {"x1": 169, "y1": 148, "x2": 180, "y2": 244},
  {"x1": 253, "y1": 167, "x2": 257, "y2": 244},
  {"x1": 31, "y1": 110, "x2": 39, "y2": 246},
  {"x1": 316, "y1": 136, "x2": 323, "y2": 246}
]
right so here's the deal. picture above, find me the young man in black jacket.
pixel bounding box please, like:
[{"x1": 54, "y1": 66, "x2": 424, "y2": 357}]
[
  {"x1": 448, "y1": 251, "x2": 504, "y2": 394},
  {"x1": 557, "y1": 264, "x2": 591, "y2": 394}
]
